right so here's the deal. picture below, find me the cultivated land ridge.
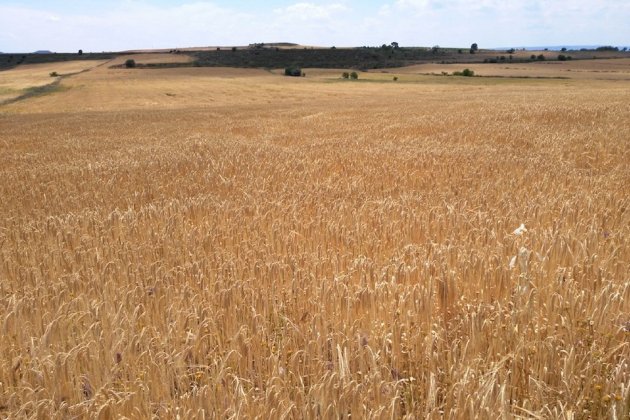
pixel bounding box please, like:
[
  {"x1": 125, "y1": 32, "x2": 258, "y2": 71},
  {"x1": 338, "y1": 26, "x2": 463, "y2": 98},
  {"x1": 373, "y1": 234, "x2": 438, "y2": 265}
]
[{"x1": 3, "y1": 45, "x2": 629, "y2": 72}]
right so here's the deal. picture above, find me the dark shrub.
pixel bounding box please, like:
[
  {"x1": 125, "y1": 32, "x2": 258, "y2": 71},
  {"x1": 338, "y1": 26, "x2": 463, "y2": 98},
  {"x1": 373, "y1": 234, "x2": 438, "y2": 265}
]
[
  {"x1": 125, "y1": 59, "x2": 136, "y2": 68},
  {"x1": 284, "y1": 66, "x2": 302, "y2": 77},
  {"x1": 454, "y1": 68, "x2": 475, "y2": 77}
]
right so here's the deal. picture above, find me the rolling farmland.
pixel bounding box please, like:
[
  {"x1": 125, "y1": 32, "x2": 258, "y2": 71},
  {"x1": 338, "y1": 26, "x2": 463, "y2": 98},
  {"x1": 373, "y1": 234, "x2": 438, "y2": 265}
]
[{"x1": 0, "y1": 56, "x2": 629, "y2": 418}]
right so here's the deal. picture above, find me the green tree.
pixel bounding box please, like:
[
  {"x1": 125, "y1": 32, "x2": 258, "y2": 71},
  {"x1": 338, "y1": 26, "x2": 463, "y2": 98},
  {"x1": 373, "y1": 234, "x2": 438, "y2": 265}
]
[
  {"x1": 350, "y1": 71, "x2": 358, "y2": 80},
  {"x1": 470, "y1": 43, "x2": 478, "y2": 54},
  {"x1": 125, "y1": 59, "x2": 136, "y2": 68}
]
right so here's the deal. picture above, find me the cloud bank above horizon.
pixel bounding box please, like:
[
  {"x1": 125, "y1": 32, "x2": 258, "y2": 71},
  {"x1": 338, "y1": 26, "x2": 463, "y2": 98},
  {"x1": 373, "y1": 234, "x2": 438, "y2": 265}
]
[{"x1": 1, "y1": 0, "x2": 628, "y2": 52}]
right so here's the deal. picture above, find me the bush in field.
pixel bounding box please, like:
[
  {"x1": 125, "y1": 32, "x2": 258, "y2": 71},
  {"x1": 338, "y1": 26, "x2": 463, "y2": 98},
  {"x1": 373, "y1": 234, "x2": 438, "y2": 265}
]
[
  {"x1": 125, "y1": 59, "x2": 136, "y2": 68},
  {"x1": 284, "y1": 66, "x2": 302, "y2": 77},
  {"x1": 49, "y1": 71, "x2": 59, "y2": 77},
  {"x1": 350, "y1": 71, "x2": 358, "y2": 80},
  {"x1": 342, "y1": 72, "x2": 350, "y2": 79},
  {"x1": 453, "y1": 68, "x2": 474, "y2": 77}
]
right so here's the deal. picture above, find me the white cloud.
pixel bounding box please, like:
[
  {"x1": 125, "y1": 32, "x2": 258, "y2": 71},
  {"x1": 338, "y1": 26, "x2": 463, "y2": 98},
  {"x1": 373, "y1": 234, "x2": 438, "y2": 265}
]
[
  {"x1": 393, "y1": 0, "x2": 522, "y2": 14},
  {"x1": 274, "y1": 3, "x2": 349, "y2": 21},
  {"x1": 378, "y1": 4, "x2": 392, "y2": 16},
  {"x1": 0, "y1": 1, "x2": 628, "y2": 52},
  {"x1": 0, "y1": 2, "x2": 258, "y2": 51},
  {"x1": 378, "y1": 0, "x2": 630, "y2": 47}
]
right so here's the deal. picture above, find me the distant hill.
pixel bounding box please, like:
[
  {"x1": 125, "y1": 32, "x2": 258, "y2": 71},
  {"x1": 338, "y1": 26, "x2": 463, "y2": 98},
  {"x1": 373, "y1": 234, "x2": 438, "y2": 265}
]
[
  {"x1": 189, "y1": 46, "x2": 487, "y2": 70},
  {"x1": 254, "y1": 42, "x2": 299, "y2": 48},
  {"x1": 3, "y1": 44, "x2": 629, "y2": 73},
  {"x1": 0, "y1": 52, "x2": 117, "y2": 71},
  {"x1": 493, "y1": 45, "x2": 628, "y2": 51},
  {"x1": 33, "y1": 50, "x2": 53, "y2": 54}
]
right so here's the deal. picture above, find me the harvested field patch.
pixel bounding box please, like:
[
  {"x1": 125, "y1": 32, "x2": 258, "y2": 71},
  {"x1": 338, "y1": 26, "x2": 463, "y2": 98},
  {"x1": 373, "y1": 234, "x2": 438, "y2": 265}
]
[{"x1": 388, "y1": 58, "x2": 630, "y2": 80}]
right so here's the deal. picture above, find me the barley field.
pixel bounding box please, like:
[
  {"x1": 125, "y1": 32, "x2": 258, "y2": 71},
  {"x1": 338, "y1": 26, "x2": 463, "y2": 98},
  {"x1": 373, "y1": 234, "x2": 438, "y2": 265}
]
[{"x1": 0, "y1": 58, "x2": 629, "y2": 418}]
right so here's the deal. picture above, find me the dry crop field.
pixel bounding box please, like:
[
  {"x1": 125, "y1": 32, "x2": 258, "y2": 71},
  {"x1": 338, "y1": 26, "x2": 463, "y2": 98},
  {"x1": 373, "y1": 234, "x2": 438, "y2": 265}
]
[
  {"x1": 390, "y1": 58, "x2": 630, "y2": 80},
  {"x1": 0, "y1": 57, "x2": 629, "y2": 418},
  {"x1": 0, "y1": 60, "x2": 107, "y2": 104}
]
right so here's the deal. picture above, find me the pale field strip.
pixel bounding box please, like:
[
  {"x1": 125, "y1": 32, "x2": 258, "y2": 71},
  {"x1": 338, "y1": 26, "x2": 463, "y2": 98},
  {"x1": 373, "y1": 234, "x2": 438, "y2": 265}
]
[
  {"x1": 0, "y1": 60, "x2": 108, "y2": 103},
  {"x1": 388, "y1": 58, "x2": 630, "y2": 80},
  {"x1": 7, "y1": 60, "x2": 629, "y2": 115},
  {"x1": 108, "y1": 53, "x2": 194, "y2": 66},
  {"x1": 0, "y1": 62, "x2": 629, "y2": 417}
]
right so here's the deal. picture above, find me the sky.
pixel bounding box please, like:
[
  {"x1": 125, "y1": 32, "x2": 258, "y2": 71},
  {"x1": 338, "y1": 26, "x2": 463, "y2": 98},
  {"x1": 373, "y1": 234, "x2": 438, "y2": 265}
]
[{"x1": 1, "y1": 0, "x2": 628, "y2": 52}]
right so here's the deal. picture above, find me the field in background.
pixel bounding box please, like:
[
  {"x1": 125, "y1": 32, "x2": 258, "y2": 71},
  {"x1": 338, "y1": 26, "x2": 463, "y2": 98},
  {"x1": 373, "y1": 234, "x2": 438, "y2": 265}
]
[
  {"x1": 0, "y1": 60, "x2": 107, "y2": 103},
  {"x1": 389, "y1": 58, "x2": 630, "y2": 80},
  {"x1": 0, "y1": 59, "x2": 629, "y2": 418},
  {"x1": 109, "y1": 53, "x2": 194, "y2": 66}
]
